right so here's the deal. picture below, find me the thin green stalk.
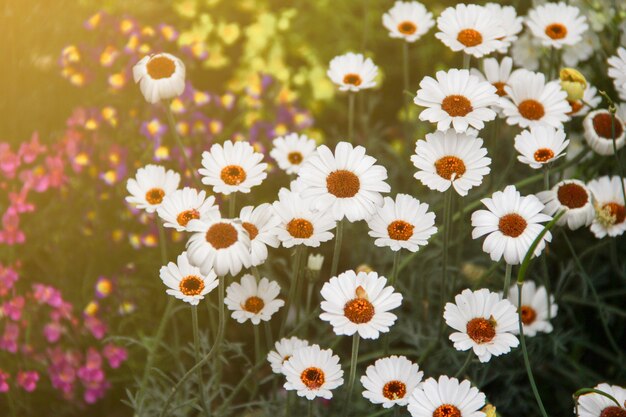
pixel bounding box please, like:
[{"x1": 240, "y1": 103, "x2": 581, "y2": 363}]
[
  {"x1": 343, "y1": 334, "x2": 361, "y2": 415},
  {"x1": 192, "y1": 306, "x2": 210, "y2": 417},
  {"x1": 439, "y1": 190, "x2": 453, "y2": 326},
  {"x1": 503, "y1": 263, "x2": 513, "y2": 299},
  {"x1": 284, "y1": 391, "x2": 292, "y2": 417},
  {"x1": 454, "y1": 351, "x2": 473, "y2": 378},
  {"x1": 389, "y1": 250, "x2": 401, "y2": 287},
  {"x1": 165, "y1": 104, "x2": 202, "y2": 187},
  {"x1": 543, "y1": 166, "x2": 550, "y2": 190},
  {"x1": 548, "y1": 47, "x2": 557, "y2": 80},
  {"x1": 573, "y1": 388, "x2": 622, "y2": 415},
  {"x1": 254, "y1": 324, "x2": 261, "y2": 363},
  {"x1": 330, "y1": 220, "x2": 345, "y2": 278},
  {"x1": 402, "y1": 42, "x2": 410, "y2": 141},
  {"x1": 280, "y1": 246, "x2": 304, "y2": 337},
  {"x1": 462, "y1": 53, "x2": 470, "y2": 70},
  {"x1": 264, "y1": 321, "x2": 273, "y2": 352},
  {"x1": 229, "y1": 193, "x2": 237, "y2": 218},
  {"x1": 308, "y1": 399, "x2": 314, "y2": 417},
  {"x1": 348, "y1": 93, "x2": 355, "y2": 142},
  {"x1": 609, "y1": 106, "x2": 626, "y2": 203}
]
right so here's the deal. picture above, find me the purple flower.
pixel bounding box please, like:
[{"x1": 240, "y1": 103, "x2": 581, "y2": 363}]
[
  {"x1": 17, "y1": 371, "x2": 39, "y2": 392},
  {"x1": 0, "y1": 323, "x2": 19, "y2": 353},
  {"x1": 44, "y1": 322, "x2": 63, "y2": 343},
  {"x1": 103, "y1": 344, "x2": 128, "y2": 369}
]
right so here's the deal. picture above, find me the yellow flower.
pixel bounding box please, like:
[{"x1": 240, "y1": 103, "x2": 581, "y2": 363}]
[
  {"x1": 217, "y1": 22, "x2": 240, "y2": 45},
  {"x1": 560, "y1": 68, "x2": 587, "y2": 101},
  {"x1": 84, "y1": 301, "x2": 99, "y2": 316},
  {"x1": 175, "y1": 0, "x2": 198, "y2": 19}
]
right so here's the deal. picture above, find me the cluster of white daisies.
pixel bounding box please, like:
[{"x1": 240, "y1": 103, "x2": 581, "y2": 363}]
[{"x1": 126, "y1": 0, "x2": 626, "y2": 415}]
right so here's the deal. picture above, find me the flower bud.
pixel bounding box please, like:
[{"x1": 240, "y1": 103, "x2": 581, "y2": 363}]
[
  {"x1": 307, "y1": 254, "x2": 324, "y2": 272},
  {"x1": 560, "y1": 68, "x2": 587, "y2": 101},
  {"x1": 355, "y1": 264, "x2": 373, "y2": 273}
]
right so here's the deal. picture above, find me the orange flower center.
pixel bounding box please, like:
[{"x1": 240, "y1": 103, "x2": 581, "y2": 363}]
[
  {"x1": 146, "y1": 56, "x2": 176, "y2": 79},
  {"x1": 544, "y1": 23, "x2": 568, "y2": 40},
  {"x1": 493, "y1": 81, "x2": 507, "y2": 97},
  {"x1": 242, "y1": 222, "x2": 259, "y2": 240},
  {"x1": 567, "y1": 100, "x2": 583, "y2": 115},
  {"x1": 557, "y1": 183, "x2": 588, "y2": 209},
  {"x1": 344, "y1": 297, "x2": 375, "y2": 324},
  {"x1": 435, "y1": 156, "x2": 466, "y2": 180},
  {"x1": 457, "y1": 28, "x2": 483, "y2": 47},
  {"x1": 600, "y1": 406, "x2": 626, "y2": 417},
  {"x1": 287, "y1": 218, "x2": 314, "y2": 239},
  {"x1": 343, "y1": 73, "x2": 362, "y2": 86},
  {"x1": 518, "y1": 99, "x2": 545, "y2": 121},
  {"x1": 466, "y1": 317, "x2": 496, "y2": 344},
  {"x1": 387, "y1": 220, "x2": 414, "y2": 241},
  {"x1": 433, "y1": 404, "x2": 462, "y2": 417},
  {"x1": 205, "y1": 222, "x2": 238, "y2": 249},
  {"x1": 397, "y1": 21, "x2": 417, "y2": 35},
  {"x1": 243, "y1": 296, "x2": 265, "y2": 314},
  {"x1": 300, "y1": 367, "x2": 325, "y2": 390},
  {"x1": 176, "y1": 209, "x2": 200, "y2": 226},
  {"x1": 602, "y1": 203, "x2": 626, "y2": 225},
  {"x1": 145, "y1": 188, "x2": 165, "y2": 205},
  {"x1": 220, "y1": 165, "x2": 247, "y2": 186},
  {"x1": 382, "y1": 380, "x2": 407, "y2": 400},
  {"x1": 179, "y1": 275, "x2": 205, "y2": 296},
  {"x1": 287, "y1": 151, "x2": 304, "y2": 165},
  {"x1": 498, "y1": 213, "x2": 527, "y2": 237},
  {"x1": 326, "y1": 170, "x2": 360, "y2": 198},
  {"x1": 533, "y1": 148, "x2": 555, "y2": 163},
  {"x1": 520, "y1": 305, "x2": 537, "y2": 325},
  {"x1": 593, "y1": 113, "x2": 624, "y2": 139},
  {"x1": 441, "y1": 95, "x2": 473, "y2": 117}
]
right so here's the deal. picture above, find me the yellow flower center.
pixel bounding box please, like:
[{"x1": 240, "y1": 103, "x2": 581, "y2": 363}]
[
  {"x1": 326, "y1": 170, "x2": 360, "y2": 198},
  {"x1": 146, "y1": 56, "x2": 176, "y2": 79},
  {"x1": 145, "y1": 188, "x2": 165, "y2": 205},
  {"x1": 220, "y1": 165, "x2": 247, "y2": 186},
  {"x1": 205, "y1": 222, "x2": 238, "y2": 249},
  {"x1": 441, "y1": 95, "x2": 473, "y2": 117},
  {"x1": 457, "y1": 28, "x2": 483, "y2": 47},
  {"x1": 179, "y1": 275, "x2": 205, "y2": 296},
  {"x1": 498, "y1": 213, "x2": 527, "y2": 237}
]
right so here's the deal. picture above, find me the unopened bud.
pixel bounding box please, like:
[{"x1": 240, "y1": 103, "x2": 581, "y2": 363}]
[
  {"x1": 307, "y1": 254, "x2": 324, "y2": 272},
  {"x1": 560, "y1": 68, "x2": 587, "y2": 101},
  {"x1": 355, "y1": 264, "x2": 373, "y2": 273}
]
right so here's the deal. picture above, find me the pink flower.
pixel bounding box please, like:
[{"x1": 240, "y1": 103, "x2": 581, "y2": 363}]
[
  {"x1": 44, "y1": 322, "x2": 63, "y2": 343},
  {"x1": 32, "y1": 284, "x2": 63, "y2": 308},
  {"x1": 102, "y1": 344, "x2": 127, "y2": 369},
  {"x1": 8, "y1": 187, "x2": 35, "y2": 213},
  {"x1": 2, "y1": 296, "x2": 25, "y2": 321},
  {"x1": 46, "y1": 156, "x2": 66, "y2": 188},
  {"x1": 47, "y1": 347, "x2": 80, "y2": 395},
  {"x1": 0, "y1": 143, "x2": 20, "y2": 178},
  {"x1": 0, "y1": 370, "x2": 9, "y2": 393},
  {"x1": 78, "y1": 348, "x2": 109, "y2": 404},
  {"x1": 17, "y1": 371, "x2": 39, "y2": 392},
  {"x1": 83, "y1": 315, "x2": 107, "y2": 339},
  {"x1": 0, "y1": 210, "x2": 25, "y2": 245},
  {"x1": 0, "y1": 265, "x2": 19, "y2": 296},
  {"x1": 0, "y1": 323, "x2": 20, "y2": 353},
  {"x1": 18, "y1": 133, "x2": 46, "y2": 164}
]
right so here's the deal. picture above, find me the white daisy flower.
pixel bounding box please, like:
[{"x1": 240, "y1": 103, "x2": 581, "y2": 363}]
[
  {"x1": 562, "y1": 30, "x2": 598, "y2": 67},
  {"x1": 366, "y1": 193, "x2": 437, "y2": 252},
  {"x1": 583, "y1": 110, "x2": 626, "y2": 156},
  {"x1": 567, "y1": 85, "x2": 601, "y2": 118},
  {"x1": 267, "y1": 336, "x2": 309, "y2": 375},
  {"x1": 414, "y1": 69, "x2": 499, "y2": 133},
  {"x1": 407, "y1": 375, "x2": 486, "y2": 417},
  {"x1": 526, "y1": 2, "x2": 588, "y2": 49},
  {"x1": 503, "y1": 280, "x2": 558, "y2": 337},
  {"x1": 224, "y1": 274, "x2": 285, "y2": 325},
  {"x1": 296, "y1": 142, "x2": 391, "y2": 222},
  {"x1": 126, "y1": 164, "x2": 180, "y2": 214},
  {"x1": 159, "y1": 252, "x2": 218, "y2": 305},
  {"x1": 186, "y1": 218, "x2": 251, "y2": 276},
  {"x1": 576, "y1": 383, "x2": 626, "y2": 417},
  {"x1": 319, "y1": 270, "x2": 403, "y2": 340},
  {"x1": 485, "y1": 3, "x2": 523, "y2": 54},
  {"x1": 382, "y1": 1, "x2": 435, "y2": 43},
  {"x1": 327, "y1": 52, "x2": 378, "y2": 92},
  {"x1": 132, "y1": 53, "x2": 186, "y2": 104},
  {"x1": 501, "y1": 69, "x2": 571, "y2": 129},
  {"x1": 270, "y1": 133, "x2": 317, "y2": 175},
  {"x1": 444, "y1": 288, "x2": 519, "y2": 363},
  {"x1": 513, "y1": 126, "x2": 569, "y2": 169},
  {"x1": 360, "y1": 355, "x2": 423, "y2": 409},
  {"x1": 283, "y1": 344, "x2": 344, "y2": 400},
  {"x1": 608, "y1": 47, "x2": 626, "y2": 100},
  {"x1": 157, "y1": 187, "x2": 220, "y2": 231},
  {"x1": 470, "y1": 56, "x2": 519, "y2": 99},
  {"x1": 271, "y1": 188, "x2": 336, "y2": 248},
  {"x1": 411, "y1": 130, "x2": 492, "y2": 196},
  {"x1": 471, "y1": 185, "x2": 553, "y2": 265},
  {"x1": 537, "y1": 179, "x2": 595, "y2": 230},
  {"x1": 199, "y1": 140, "x2": 268, "y2": 195},
  {"x1": 587, "y1": 176, "x2": 626, "y2": 238},
  {"x1": 511, "y1": 32, "x2": 541, "y2": 72},
  {"x1": 434, "y1": 4, "x2": 505, "y2": 58},
  {"x1": 239, "y1": 204, "x2": 280, "y2": 267}
]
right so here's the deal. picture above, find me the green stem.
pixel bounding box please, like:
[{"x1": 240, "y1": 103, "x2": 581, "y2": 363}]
[
  {"x1": 254, "y1": 324, "x2": 261, "y2": 363},
  {"x1": 343, "y1": 334, "x2": 361, "y2": 415},
  {"x1": 330, "y1": 220, "x2": 345, "y2": 278},
  {"x1": 454, "y1": 351, "x2": 473, "y2": 378},
  {"x1": 543, "y1": 165, "x2": 550, "y2": 190},
  {"x1": 389, "y1": 250, "x2": 401, "y2": 287},
  {"x1": 348, "y1": 93, "x2": 355, "y2": 142},
  {"x1": 402, "y1": 42, "x2": 410, "y2": 142},
  {"x1": 284, "y1": 391, "x2": 291, "y2": 417},
  {"x1": 573, "y1": 388, "x2": 622, "y2": 413},
  {"x1": 280, "y1": 246, "x2": 304, "y2": 337},
  {"x1": 192, "y1": 306, "x2": 210, "y2": 417},
  {"x1": 462, "y1": 53, "x2": 470, "y2": 70},
  {"x1": 165, "y1": 104, "x2": 202, "y2": 187},
  {"x1": 308, "y1": 399, "x2": 314, "y2": 417},
  {"x1": 438, "y1": 190, "x2": 453, "y2": 337},
  {"x1": 503, "y1": 263, "x2": 513, "y2": 299},
  {"x1": 229, "y1": 193, "x2": 237, "y2": 218},
  {"x1": 609, "y1": 108, "x2": 626, "y2": 203}
]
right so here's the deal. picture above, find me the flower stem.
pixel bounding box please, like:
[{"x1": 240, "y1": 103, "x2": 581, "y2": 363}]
[
  {"x1": 462, "y1": 53, "x2": 470, "y2": 70},
  {"x1": 440, "y1": 190, "x2": 453, "y2": 312},
  {"x1": 503, "y1": 263, "x2": 513, "y2": 299},
  {"x1": 192, "y1": 306, "x2": 210, "y2": 417},
  {"x1": 609, "y1": 106, "x2": 626, "y2": 203},
  {"x1": 343, "y1": 334, "x2": 361, "y2": 414},
  {"x1": 165, "y1": 104, "x2": 202, "y2": 188},
  {"x1": 543, "y1": 165, "x2": 550, "y2": 190},
  {"x1": 280, "y1": 246, "x2": 304, "y2": 337},
  {"x1": 348, "y1": 93, "x2": 355, "y2": 142},
  {"x1": 402, "y1": 42, "x2": 410, "y2": 141},
  {"x1": 330, "y1": 220, "x2": 345, "y2": 279},
  {"x1": 229, "y1": 193, "x2": 237, "y2": 218},
  {"x1": 253, "y1": 324, "x2": 261, "y2": 363},
  {"x1": 308, "y1": 399, "x2": 314, "y2": 417},
  {"x1": 389, "y1": 250, "x2": 401, "y2": 287},
  {"x1": 454, "y1": 351, "x2": 473, "y2": 379}
]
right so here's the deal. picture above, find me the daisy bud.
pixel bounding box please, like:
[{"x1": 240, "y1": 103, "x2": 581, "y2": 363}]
[
  {"x1": 482, "y1": 404, "x2": 497, "y2": 417},
  {"x1": 560, "y1": 68, "x2": 587, "y2": 101},
  {"x1": 307, "y1": 254, "x2": 324, "y2": 272},
  {"x1": 356, "y1": 264, "x2": 373, "y2": 273}
]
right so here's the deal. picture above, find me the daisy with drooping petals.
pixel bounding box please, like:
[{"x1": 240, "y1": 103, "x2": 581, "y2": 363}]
[
  {"x1": 608, "y1": 47, "x2": 626, "y2": 100},
  {"x1": 320, "y1": 270, "x2": 403, "y2": 339},
  {"x1": 361, "y1": 355, "x2": 423, "y2": 409},
  {"x1": 133, "y1": 53, "x2": 186, "y2": 103},
  {"x1": 159, "y1": 252, "x2": 218, "y2": 305},
  {"x1": 238, "y1": 204, "x2": 280, "y2": 266},
  {"x1": 576, "y1": 383, "x2": 626, "y2": 417},
  {"x1": 283, "y1": 344, "x2": 344, "y2": 400},
  {"x1": 444, "y1": 288, "x2": 519, "y2": 363},
  {"x1": 501, "y1": 70, "x2": 571, "y2": 129},
  {"x1": 408, "y1": 375, "x2": 486, "y2": 417},
  {"x1": 126, "y1": 165, "x2": 180, "y2": 213},
  {"x1": 412, "y1": 130, "x2": 491, "y2": 196},
  {"x1": 272, "y1": 188, "x2": 336, "y2": 248},
  {"x1": 583, "y1": 110, "x2": 626, "y2": 156},
  {"x1": 270, "y1": 133, "x2": 317, "y2": 175},
  {"x1": 485, "y1": 3, "x2": 523, "y2": 53},
  {"x1": 186, "y1": 218, "x2": 251, "y2": 276},
  {"x1": 297, "y1": 142, "x2": 390, "y2": 222},
  {"x1": 327, "y1": 52, "x2": 378, "y2": 92},
  {"x1": 382, "y1": 1, "x2": 434, "y2": 43},
  {"x1": 514, "y1": 126, "x2": 569, "y2": 169},
  {"x1": 414, "y1": 69, "x2": 499, "y2": 133},
  {"x1": 526, "y1": 2, "x2": 588, "y2": 49},
  {"x1": 435, "y1": 4, "x2": 505, "y2": 58},
  {"x1": 470, "y1": 57, "x2": 518, "y2": 99},
  {"x1": 267, "y1": 337, "x2": 309, "y2": 375},
  {"x1": 587, "y1": 176, "x2": 626, "y2": 238},
  {"x1": 503, "y1": 280, "x2": 558, "y2": 337},
  {"x1": 199, "y1": 140, "x2": 267, "y2": 195},
  {"x1": 157, "y1": 187, "x2": 219, "y2": 231},
  {"x1": 567, "y1": 85, "x2": 601, "y2": 117},
  {"x1": 537, "y1": 180, "x2": 594, "y2": 230},
  {"x1": 366, "y1": 194, "x2": 437, "y2": 252},
  {"x1": 471, "y1": 185, "x2": 553, "y2": 265},
  {"x1": 225, "y1": 274, "x2": 284, "y2": 325}
]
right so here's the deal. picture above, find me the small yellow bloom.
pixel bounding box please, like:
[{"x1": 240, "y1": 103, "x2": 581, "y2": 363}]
[
  {"x1": 560, "y1": 68, "x2": 587, "y2": 101},
  {"x1": 356, "y1": 264, "x2": 373, "y2": 273},
  {"x1": 155, "y1": 146, "x2": 170, "y2": 160},
  {"x1": 170, "y1": 98, "x2": 185, "y2": 114},
  {"x1": 74, "y1": 152, "x2": 90, "y2": 166},
  {"x1": 482, "y1": 404, "x2": 497, "y2": 417},
  {"x1": 217, "y1": 22, "x2": 240, "y2": 45},
  {"x1": 84, "y1": 301, "x2": 99, "y2": 316}
]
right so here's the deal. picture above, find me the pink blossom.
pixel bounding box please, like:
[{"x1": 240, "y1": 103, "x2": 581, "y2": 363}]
[
  {"x1": 47, "y1": 347, "x2": 79, "y2": 394},
  {"x1": 83, "y1": 315, "x2": 107, "y2": 339},
  {"x1": 0, "y1": 143, "x2": 20, "y2": 178},
  {"x1": 46, "y1": 156, "x2": 66, "y2": 188},
  {"x1": 2, "y1": 296, "x2": 25, "y2": 321},
  {"x1": 102, "y1": 344, "x2": 127, "y2": 369},
  {"x1": 17, "y1": 371, "x2": 39, "y2": 392},
  {"x1": 18, "y1": 133, "x2": 46, "y2": 164},
  {"x1": 0, "y1": 265, "x2": 19, "y2": 296},
  {"x1": 8, "y1": 187, "x2": 35, "y2": 213},
  {"x1": 44, "y1": 322, "x2": 63, "y2": 343},
  {"x1": 78, "y1": 348, "x2": 109, "y2": 404},
  {"x1": 32, "y1": 284, "x2": 63, "y2": 308},
  {"x1": 19, "y1": 168, "x2": 49, "y2": 193},
  {"x1": 0, "y1": 322, "x2": 20, "y2": 353},
  {"x1": 0, "y1": 209, "x2": 25, "y2": 245},
  {"x1": 0, "y1": 369, "x2": 9, "y2": 392}
]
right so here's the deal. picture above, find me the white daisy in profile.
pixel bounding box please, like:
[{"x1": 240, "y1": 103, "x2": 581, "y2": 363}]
[
  {"x1": 503, "y1": 280, "x2": 558, "y2": 337},
  {"x1": 224, "y1": 274, "x2": 284, "y2": 325},
  {"x1": 157, "y1": 187, "x2": 219, "y2": 231},
  {"x1": 511, "y1": 32, "x2": 541, "y2": 72},
  {"x1": 283, "y1": 344, "x2": 344, "y2": 400},
  {"x1": 270, "y1": 133, "x2": 317, "y2": 175},
  {"x1": 537, "y1": 179, "x2": 595, "y2": 230},
  {"x1": 271, "y1": 188, "x2": 336, "y2": 248},
  {"x1": 526, "y1": 2, "x2": 588, "y2": 49},
  {"x1": 126, "y1": 164, "x2": 180, "y2": 213},
  {"x1": 199, "y1": 140, "x2": 267, "y2": 195},
  {"x1": 320, "y1": 270, "x2": 403, "y2": 340},
  {"x1": 567, "y1": 85, "x2": 601, "y2": 118},
  {"x1": 513, "y1": 126, "x2": 569, "y2": 169},
  {"x1": 562, "y1": 30, "x2": 598, "y2": 68},
  {"x1": 186, "y1": 218, "x2": 251, "y2": 276},
  {"x1": 412, "y1": 130, "x2": 491, "y2": 196},
  {"x1": 501, "y1": 70, "x2": 571, "y2": 129},
  {"x1": 382, "y1": 1, "x2": 435, "y2": 43},
  {"x1": 159, "y1": 252, "x2": 218, "y2": 305},
  {"x1": 327, "y1": 52, "x2": 378, "y2": 92},
  {"x1": 366, "y1": 194, "x2": 437, "y2": 252},
  {"x1": 485, "y1": 3, "x2": 523, "y2": 53},
  {"x1": 267, "y1": 337, "x2": 309, "y2": 375},
  {"x1": 435, "y1": 3, "x2": 505, "y2": 58},
  {"x1": 608, "y1": 47, "x2": 626, "y2": 100},
  {"x1": 239, "y1": 204, "x2": 280, "y2": 266},
  {"x1": 583, "y1": 110, "x2": 626, "y2": 156},
  {"x1": 414, "y1": 69, "x2": 499, "y2": 133},
  {"x1": 408, "y1": 375, "x2": 486, "y2": 417},
  {"x1": 444, "y1": 288, "x2": 519, "y2": 363},
  {"x1": 361, "y1": 355, "x2": 423, "y2": 409},
  {"x1": 471, "y1": 185, "x2": 553, "y2": 265},
  {"x1": 470, "y1": 56, "x2": 518, "y2": 99},
  {"x1": 296, "y1": 141, "x2": 390, "y2": 222},
  {"x1": 132, "y1": 53, "x2": 186, "y2": 103},
  {"x1": 587, "y1": 176, "x2": 626, "y2": 238},
  {"x1": 576, "y1": 383, "x2": 626, "y2": 417}
]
